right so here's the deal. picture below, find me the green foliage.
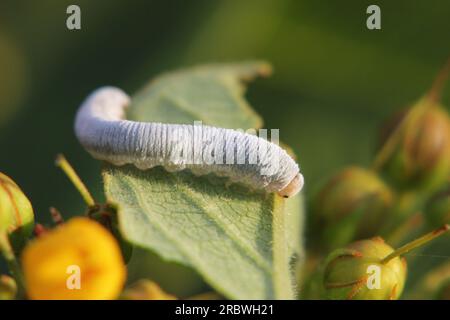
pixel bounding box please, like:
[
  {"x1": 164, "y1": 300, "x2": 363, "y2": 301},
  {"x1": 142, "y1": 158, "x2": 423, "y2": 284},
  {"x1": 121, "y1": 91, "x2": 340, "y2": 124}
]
[
  {"x1": 303, "y1": 70, "x2": 450, "y2": 300},
  {"x1": 322, "y1": 238, "x2": 406, "y2": 300},
  {"x1": 102, "y1": 62, "x2": 304, "y2": 299},
  {"x1": 129, "y1": 61, "x2": 267, "y2": 129},
  {"x1": 1, "y1": 1, "x2": 449, "y2": 301}
]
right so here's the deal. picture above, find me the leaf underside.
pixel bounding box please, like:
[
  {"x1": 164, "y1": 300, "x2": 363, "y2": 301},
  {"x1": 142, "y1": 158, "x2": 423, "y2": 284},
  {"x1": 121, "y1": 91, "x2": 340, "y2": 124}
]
[{"x1": 102, "y1": 61, "x2": 304, "y2": 299}]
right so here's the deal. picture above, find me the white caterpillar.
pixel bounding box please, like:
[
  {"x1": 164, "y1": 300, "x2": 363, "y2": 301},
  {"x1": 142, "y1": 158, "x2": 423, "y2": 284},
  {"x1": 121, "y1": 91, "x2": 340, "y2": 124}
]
[{"x1": 75, "y1": 87, "x2": 304, "y2": 197}]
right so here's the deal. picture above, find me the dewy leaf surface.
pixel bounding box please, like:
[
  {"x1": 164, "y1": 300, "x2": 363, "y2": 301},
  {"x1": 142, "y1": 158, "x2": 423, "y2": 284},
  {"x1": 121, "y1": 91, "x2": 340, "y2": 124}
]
[{"x1": 102, "y1": 62, "x2": 304, "y2": 299}]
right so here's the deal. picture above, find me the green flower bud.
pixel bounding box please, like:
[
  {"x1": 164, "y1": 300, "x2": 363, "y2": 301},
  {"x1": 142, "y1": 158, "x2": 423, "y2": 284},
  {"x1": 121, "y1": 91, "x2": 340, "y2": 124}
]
[
  {"x1": 313, "y1": 167, "x2": 393, "y2": 249},
  {"x1": 322, "y1": 237, "x2": 406, "y2": 300},
  {"x1": 0, "y1": 172, "x2": 34, "y2": 251},
  {"x1": 376, "y1": 98, "x2": 450, "y2": 193},
  {"x1": 425, "y1": 187, "x2": 450, "y2": 228},
  {"x1": 0, "y1": 187, "x2": 13, "y2": 232},
  {"x1": 0, "y1": 275, "x2": 17, "y2": 300}
]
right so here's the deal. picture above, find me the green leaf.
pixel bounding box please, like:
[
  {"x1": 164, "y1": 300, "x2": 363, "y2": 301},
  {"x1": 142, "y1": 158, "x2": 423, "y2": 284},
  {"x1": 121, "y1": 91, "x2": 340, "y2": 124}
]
[
  {"x1": 129, "y1": 61, "x2": 267, "y2": 129},
  {"x1": 102, "y1": 62, "x2": 304, "y2": 299}
]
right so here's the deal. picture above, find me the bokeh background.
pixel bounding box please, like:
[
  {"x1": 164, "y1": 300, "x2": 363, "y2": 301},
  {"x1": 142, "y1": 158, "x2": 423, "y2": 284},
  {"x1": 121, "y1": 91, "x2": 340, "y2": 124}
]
[{"x1": 0, "y1": 0, "x2": 449, "y2": 296}]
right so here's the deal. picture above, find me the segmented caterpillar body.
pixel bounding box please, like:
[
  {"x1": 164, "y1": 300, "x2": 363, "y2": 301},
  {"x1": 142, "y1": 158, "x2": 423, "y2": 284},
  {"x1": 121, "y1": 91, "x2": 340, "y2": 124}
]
[{"x1": 75, "y1": 87, "x2": 303, "y2": 197}]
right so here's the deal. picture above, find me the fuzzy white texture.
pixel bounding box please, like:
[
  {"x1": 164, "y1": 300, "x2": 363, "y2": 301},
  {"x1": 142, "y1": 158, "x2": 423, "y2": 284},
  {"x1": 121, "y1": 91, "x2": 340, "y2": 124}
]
[{"x1": 75, "y1": 87, "x2": 303, "y2": 196}]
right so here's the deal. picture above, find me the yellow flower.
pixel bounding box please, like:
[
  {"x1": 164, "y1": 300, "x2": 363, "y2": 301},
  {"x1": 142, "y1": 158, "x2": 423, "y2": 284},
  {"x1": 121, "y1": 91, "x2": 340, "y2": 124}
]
[{"x1": 22, "y1": 217, "x2": 126, "y2": 300}]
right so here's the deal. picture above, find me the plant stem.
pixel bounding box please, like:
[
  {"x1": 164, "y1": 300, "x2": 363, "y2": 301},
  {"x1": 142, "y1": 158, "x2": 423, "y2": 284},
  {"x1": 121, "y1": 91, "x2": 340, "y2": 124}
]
[
  {"x1": 0, "y1": 232, "x2": 25, "y2": 297},
  {"x1": 272, "y1": 196, "x2": 295, "y2": 300},
  {"x1": 381, "y1": 224, "x2": 449, "y2": 264},
  {"x1": 55, "y1": 154, "x2": 95, "y2": 206},
  {"x1": 428, "y1": 57, "x2": 450, "y2": 103}
]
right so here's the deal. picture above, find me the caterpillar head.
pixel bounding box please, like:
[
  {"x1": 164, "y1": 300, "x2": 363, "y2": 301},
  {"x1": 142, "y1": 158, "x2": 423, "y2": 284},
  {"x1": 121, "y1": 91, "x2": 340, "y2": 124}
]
[{"x1": 278, "y1": 173, "x2": 304, "y2": 198}]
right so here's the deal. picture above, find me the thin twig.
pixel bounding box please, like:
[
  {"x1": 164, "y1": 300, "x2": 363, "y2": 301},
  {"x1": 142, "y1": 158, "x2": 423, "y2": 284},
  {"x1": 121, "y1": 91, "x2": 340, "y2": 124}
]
[
  {"x1": 381, "y1": 224, "x2": 449, "y2": 264},
  {"x1": 55, "y1": 154, "x2": 95, "y2": 206}
]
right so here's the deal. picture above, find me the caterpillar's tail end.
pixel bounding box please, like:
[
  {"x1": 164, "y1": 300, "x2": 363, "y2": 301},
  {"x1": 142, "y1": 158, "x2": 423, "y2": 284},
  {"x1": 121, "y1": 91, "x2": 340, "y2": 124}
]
[{"x1": 278, "y1": 173, "x2": 304, "y2": 198}]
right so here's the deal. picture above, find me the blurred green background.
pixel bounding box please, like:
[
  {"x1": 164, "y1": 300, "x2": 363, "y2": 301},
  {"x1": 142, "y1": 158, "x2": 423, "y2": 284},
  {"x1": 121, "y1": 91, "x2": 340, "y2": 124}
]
[{"x1": 0, "y1": 0, "x2": 449, "y2": 295}]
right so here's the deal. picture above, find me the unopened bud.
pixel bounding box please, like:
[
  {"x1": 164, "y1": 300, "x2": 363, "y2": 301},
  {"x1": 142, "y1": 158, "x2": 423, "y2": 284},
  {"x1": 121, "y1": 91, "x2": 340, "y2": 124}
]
[
  {"x1": 322, "y1": 237, "x2": 406, "y2": 300},
  {"x1": 0, "y1": 172, "x2": 34, "y2": 251},
  {"x1": 376, "y1": 99, "x2": 450, "y2": 193},
  {"x1": 323, "y1": 225, "x2": 449, "y2": 300},
  {"x1": 313, "y1": 167, "x2": 393, "y2": 249}
]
